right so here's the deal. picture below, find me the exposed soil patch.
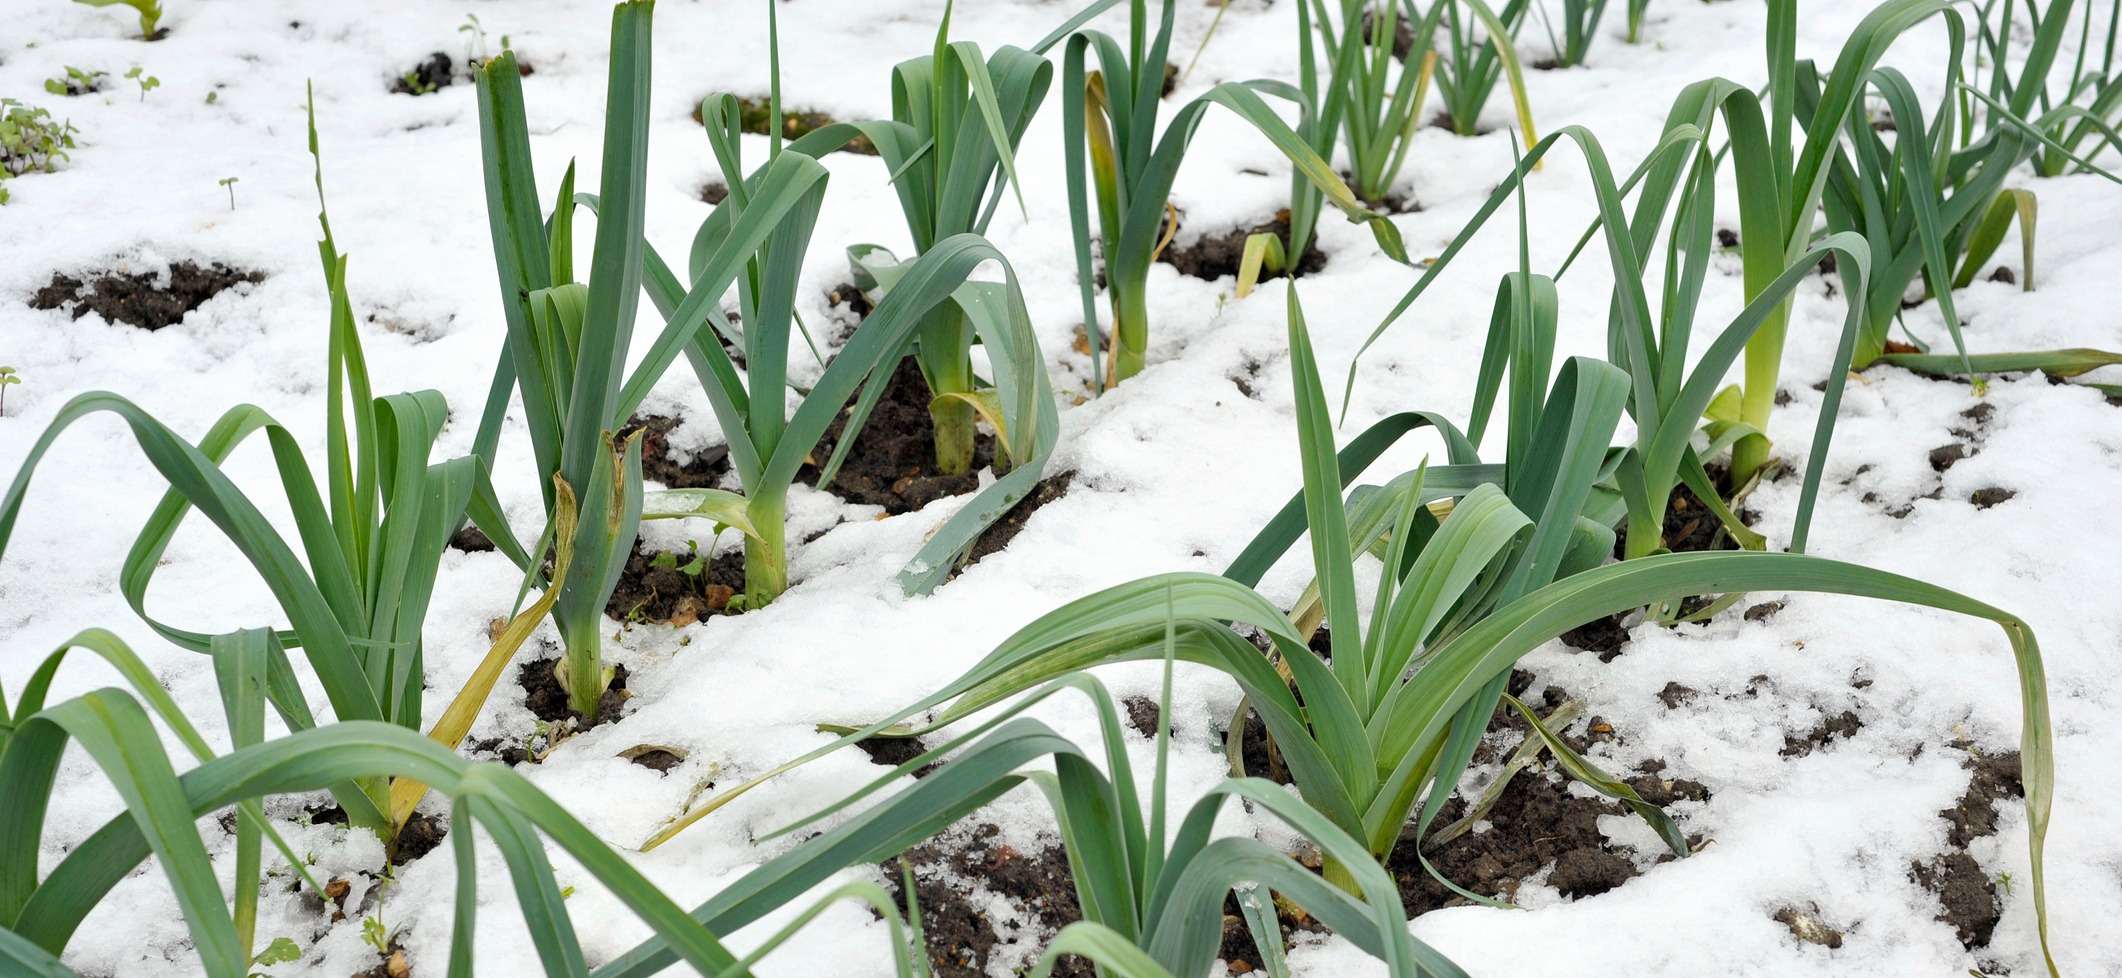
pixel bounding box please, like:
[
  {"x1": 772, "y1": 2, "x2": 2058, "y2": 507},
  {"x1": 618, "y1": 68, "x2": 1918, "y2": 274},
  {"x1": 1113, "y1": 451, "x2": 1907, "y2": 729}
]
[
  {"x1": 698, "y1": 181, "x2": 728, "y2": 205},
  {"x1": 448, "y1": 525, "x2": 495, "y2": 553},
  {"x1": 620, "y1": 745, "x2": 685, "y2": 774},
  {"x1": 1911, "y1": 749, "x2": 2023, "y2": 950},
  {"x1": 352, "y1": 944, "x2": 412, "y2": 978},
  {"x1": 1559, "y1": 612, "x2": 1632, "y2": 660},
  {"x1": 799, "y1": 357, "x2": 995, "y2": 514},
  {"x1": 884, "y1": 824, "x2": 1091, "y2": 978},
  {"x1": 691, "y1": 97, "x2": 878, "y2": 155},
  {"x1": 1158, "y1": 210, "x2": 1328, "y2": 284},
  {"x1": 1969, "y1": 486, "x2": 2016, "y2": 509},
  {"x1": 1388, "y1": 703, "x2": 1700, "y2": 917},
  {"x1": 620, "y1": 414, "x2": 734, "y2": 490},
  {"x1": 391, "y1": 52, "x2": 455, "y2": 95},
  {"x1": 1774, "y1": 904, "x2": 1846, "y2": 948},
  {"x1": 31, "y1": 261, "x2": 263, "y2": 330},
  {"x1": 951, "y1": 472, "x2": 1075, "y2": 576},
  {"x1": 1123, "y1": 695, "x2": 1170, "y2": 739},
  {"x1": 606, "y1": 542, "x2": 745, "y2": 626},
  {"x1": 519, "y1": 657, "x2": 631, "y2": 730},
  {"x1": 1779, "y1": 709, "x2": 1863, "y2": 757},
  {"x1": 855, "y1": 734, "x2": 940, "y2": 779},
  {"x1": 1612, "y1": 476, "x2": 1748, "y2": 559},
  {"x1": 303, "y1": 806, "x2": 447, "y2": 869}
]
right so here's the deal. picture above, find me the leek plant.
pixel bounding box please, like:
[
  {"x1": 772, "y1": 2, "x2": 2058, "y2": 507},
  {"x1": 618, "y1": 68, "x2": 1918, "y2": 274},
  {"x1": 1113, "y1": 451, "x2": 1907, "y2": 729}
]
[
  {"x1": 1532, "y1": 0, "x2": 1649, "y2": 66},
  {"x1": 1984, "y1": 0, "x2": 2122, "y2": 179},
  {"x1": 1806, "y1": 2, "x2": 2122, "y2": 381},
  {"x1": 1408, "y1": 0, "x2": 1538, "y2": 139},
  {"x1": 637, "y1": 283, "x2": 2052, "y2": 978},
  {"x1": 1060, "y1": 0, "x2": 1410, "y2": 388},
  {"x1": 823, "y1": 5, "x2": 1050, "y2": 479},
  {"x1": 0, "y1": 95, "x2": 525, "y2": 834},
  {"x1": 1352, "y1": 124, "x2": 1876, "y2": 562},
  {"x1": 1698, "y1": 0, "x2": 1986, "y2": 485},
  {"x1": 469, "y1": 3, "x2": 777, "y2": 714},
  {"x1": 0, "y1": 647, "x2": 940, "y2": 978},
  {"x1": 615, "y1": 665, "x2": 1466, "y2": 978},
  {"x1": 633, "y1": 67, "x2": 1057, "y2": 602}
]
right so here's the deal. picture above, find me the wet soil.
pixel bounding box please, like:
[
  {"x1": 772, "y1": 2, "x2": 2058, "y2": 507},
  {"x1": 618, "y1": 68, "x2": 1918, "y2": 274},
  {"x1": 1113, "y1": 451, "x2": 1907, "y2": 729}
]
[
  {"x1": 855, "y1": 734, "x2": 941, "y2": 780},
  {"x1": 391, "y1": 52, "x2": 454, "y2": 95},
  {"x1": 1158, "y1": 210, "x2": 1328, "y2": 284},
  {"x1": 31, "y1": 261, "x2": 263, "y2": 330},
  {"x1": 620, "y1": 746, "x2": 685, "y2": 774},
  {"x1": 620, "y1": 414, "x2": 735, "y2": 490},
  {"x1": 1565, "y1": 474, "x2": 1757, "y2": 658},
  {"x1": 303, "y1": 805, "x2": 448, "y2": 869},
  {"x1": 799, "y1": 357, "x2": 996, "y2": 513},
  {"x1": 519, "y1": 657, "x2": 631, "y2": 731},
  {"x1": 1779, "y1": 710, "x2": 1864, "y2": 758},
  {"x1": 690, "y1": 97, "x2": 878, "y2": 155},
  {"x1": 1911, "y1": 749, "x2": 2023, "y2": 950},
  {"x1": 885, "y1": 824, "x2": 1092, "y2": 978},
  {"x1": 606, "y1": 544, "x2": 745, "y2": 626}
]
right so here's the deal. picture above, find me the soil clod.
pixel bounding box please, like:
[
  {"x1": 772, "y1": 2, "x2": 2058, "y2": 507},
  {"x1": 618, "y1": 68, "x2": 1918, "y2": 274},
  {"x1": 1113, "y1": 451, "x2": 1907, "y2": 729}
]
[
  {"x1": 32, "y1": 261, "x2": 263, "y2": 331},
  {"x1": 1910, "y1": 749, "x2": 2022, "y2": 949},
  {"x1": 519, "y1": 657, "x2": 630, "y2": 730}
]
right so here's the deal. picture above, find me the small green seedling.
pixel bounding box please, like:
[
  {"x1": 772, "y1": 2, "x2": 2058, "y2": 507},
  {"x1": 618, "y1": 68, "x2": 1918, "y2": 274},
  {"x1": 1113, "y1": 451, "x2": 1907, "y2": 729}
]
[
  {"x1": 0, "y1": 366, "x2": 20, "y2": 416},
  {"x1": 247, "y1": 936, "x2": 300, "y2": 977},
  {"x1": 359, "y1": 915, "x2": 388, "y2": 955},
  {"x1": 125, "y1": 66, "x2": 160, "y2": 101},
  {"x1": 460, "y1": 13, "x2": 493, "y2": 65},
  {"x1": 0, "y1": 100, "x2": 78, "y2": 204},
  {"x1": 399, "y1": 70, "x2": 436, "y2": 96},
  {"x1": 44, "y1": 66, "x2": 107, "y2": 96},
  {"x1": 219, "y1": 175, "x2": 238, "y2": 210},
  {"x1": 73, "y1": 0, "x2": 163, "y2": 38},
  {"x1": 205, "y1": 89, "x2": 218, "y2": 104}
]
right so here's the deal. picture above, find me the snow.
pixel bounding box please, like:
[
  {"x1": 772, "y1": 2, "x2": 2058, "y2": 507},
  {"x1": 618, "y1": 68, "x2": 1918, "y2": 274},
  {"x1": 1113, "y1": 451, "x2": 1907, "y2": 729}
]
[{"x1": 2, "y1": 0, "x2": 2119, "y2": 976}]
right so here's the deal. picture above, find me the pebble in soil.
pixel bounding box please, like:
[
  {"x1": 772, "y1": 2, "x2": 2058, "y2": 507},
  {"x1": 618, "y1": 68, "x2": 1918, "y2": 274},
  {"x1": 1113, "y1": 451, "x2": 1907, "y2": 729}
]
[{"x1": 31, "y1": 261, "x2": 263, "y2": 331}]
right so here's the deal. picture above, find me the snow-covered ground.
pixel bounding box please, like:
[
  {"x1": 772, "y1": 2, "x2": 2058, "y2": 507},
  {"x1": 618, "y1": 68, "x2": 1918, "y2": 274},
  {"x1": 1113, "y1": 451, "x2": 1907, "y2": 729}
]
[{"x1": 2, "y1": 0, "x2": 2119, "y2": 975}]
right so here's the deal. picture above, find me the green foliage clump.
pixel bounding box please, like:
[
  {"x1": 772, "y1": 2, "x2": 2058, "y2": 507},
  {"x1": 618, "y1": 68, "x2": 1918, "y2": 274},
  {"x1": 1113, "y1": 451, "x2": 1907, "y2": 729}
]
[
  {"x1": 0, "y1": 100, "x2": 77, "y2": 204},
  {"x1": 43, "y1": 66, "x2": 105, "y2": 96},
  {"x1": 73, "y1": 0, "x2": 162, "y2": 38}
]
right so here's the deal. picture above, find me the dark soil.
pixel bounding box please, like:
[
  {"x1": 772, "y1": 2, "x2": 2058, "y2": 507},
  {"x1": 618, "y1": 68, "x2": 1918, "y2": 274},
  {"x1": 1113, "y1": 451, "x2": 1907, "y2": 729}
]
[
  {"x1": 691, "y1": 97, "x2": 878, "y2": 155},
  {"x1": 519, "y1": 657, "x2": 631, "y2": 730},
  {"x1": 1779, "y1": 709, "x2": 1863, "y2": 757},
  {"x1": 1717, "y1": 228, "x2": 1741, "y2": 249},
  {"x1": 855, "y1": 734, "x2": 941, "y2": 780},
  {"x1": 1970, "y1": 487, "x2": 2016, "y2": 509},
  {"x1": 302, "y1": 806, "x2": 447, "y2": 869},
  {"x1": 1564, "y1": 473, "x2": 1756, "y2": 657},
  {"x1": 799, "y1": 357, "x2": 995, "y2": 514},
  {"x1": 606, "y1": 543, "x2": 745, "y2": 626},
  {"x1": 884, "y1": 824, "x2": 1091, "y2": 978},
  {"x1": 619, "y1": 414, "x2": 734, "y2": 490},
  {"x1": 447, "y1": 525, "x2": 495, "y2": 554},
  {"x1": 622, "y1": 747, "x2": 685, "y2": 773},
  {"x1": 31, "y1": 261, "x2": 263, "y2": 330},
  {"x1": 950, "y1": 472, "x2": 1075, "y2": 576},
  {"x1": 1612, "y1": 475, "x2": 1748, "y2": 559},
  {"x1": 1158, "y1": 210, "x2": 1328, "y2": 284},
  {"x1": 1657, "y1": 682, "x2": 1698, "y2": 709},
  {"x1": 1388, "y1": 701, "x2": 1701, "y2": 916},
  {"x1": 1559, "y1": 612, "x2": 1632, "y2": 660},
  {"x1": 1988, "y1": 266, "x2": 2017, "y2": 286},
  {"x1": 1911, "y1": 749, "x2": 2023, "y2": 949},
  {"x1": 698, "y1": 181, "x2": 728, "y2": 205},
  {"x1": 1123, "y1": 695, "x2": 1170, "y2": 739},
  {"x1": 1389, "y1": 764, "x2": 1639, "y2": 915},
  {"x1": 391, "y1": 52, "x2": 454, "y2": 95}
]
